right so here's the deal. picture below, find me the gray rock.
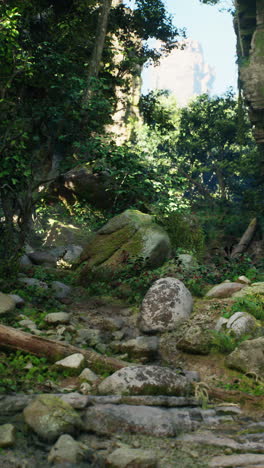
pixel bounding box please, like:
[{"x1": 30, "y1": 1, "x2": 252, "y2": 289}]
[
  {"x1": 23, "y1": 394, "x2": 82, "y2": 441},
  {"x1": 97, "y1": 365, "x2": 196, "y2": 396},
  {"x1": 76, "y1": 328, "x2": 102, "y2": 346},
  {"x1": 139, "y1": 278, "x2": 193, "y2": 333},
  {"x1": 0, "y1": 292, "x2": 15, "y2": 315},
  {"x1": 226, "y1": 312, "x2": 257, "y2": 337},
  {"x1": 54, "y1": 353, "x2": 86, "y2": 374},
  {"x1": 177, "y1": 254, "x2": 198, "y2": 270},
  {"x1": 18, "y1": 277, "x2": 48, "y2": 289},
  {"x1": 177, "y1": 325, "x2": 213, "y2": 354},
  {"x1": 102, "y1": 316, "x2": 124, "y2": 331},
  {"x1": 209, "y1": 453, "x2": 264, "y2": 467},
  {"x1": 237, "y1": 275, "x2": 251, "y2": 285},
  {"x1": 106, "y1": 447, "x2": 158, "y2": 467},
  {"x1": 83, "y1": 404, "x2": 193, "y2": 437},
  {"x1": 79, "y1": 368, "x2": 99, "y2": 384},
  {"x1": 206, "y1": 282, "x2": 246, "y2": 298},
  {"x1": 19, "y1": 254, "x2": 32, "y2": 266},
  {"x1": 79, "y1": 382, "x2": 92, "y2": 394},
  {"x1": 48, "y1": 434, "x2": 89, "y2": 464},
  {"x1": 63, "y1": 245, "x2": 83, "y2": 264},
  {"x1": 28, "y1": 250, "x2": 57, "y2": 266},
  {"x1": 51, "y1": 281, "x2": 72, "y2": 299},
  {"x1": 8, "y1": 294, "x2": 25, "y2": 308},
  {"x1": 45, "y1": 312, "x2": 71, "y2": 325},
  {"x1": 117, "y1": 336, "x2": 159, "y2": 360},
  {"x1": 18, "y1": 319, "x2": 37, "y2": 330},
  {"x1": 0, "y1": 424, "x2": 15, "y2": 447},
  {"x1": 226, "y1": 337, "x2": 264, "y2": 377}
]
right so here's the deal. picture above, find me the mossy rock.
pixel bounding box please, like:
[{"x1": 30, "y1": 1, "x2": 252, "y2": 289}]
[{"x1": 77, "y1": 209, "x2": 171, "y2": 283}]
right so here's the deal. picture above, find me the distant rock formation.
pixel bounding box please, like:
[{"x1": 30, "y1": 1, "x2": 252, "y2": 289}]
[
  {"x1": 235, "y1": 0, "x2": 264, "y2": 149},
  {"x1": 145, "y1": 39, "x2": 215, "y2": 106}
]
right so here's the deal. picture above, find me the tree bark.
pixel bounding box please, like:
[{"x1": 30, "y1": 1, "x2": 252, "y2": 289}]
[
  {"x1": 82, "y1": 0, "x2": 113, "y2": 106},
  {"x1": 208, "y1": 386, "x2": 264, "y2": 407},
  {"x1": 231, "y1": 217, "x2": 257, "y2": 258},
  {"x1": 0, "y1": 324, "x2": 129, "y2": 373}
]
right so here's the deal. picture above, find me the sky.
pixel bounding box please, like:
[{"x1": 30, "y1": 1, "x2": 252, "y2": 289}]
[{"x1": 126, "y1": 0, "x2": 238, "y2": 97}]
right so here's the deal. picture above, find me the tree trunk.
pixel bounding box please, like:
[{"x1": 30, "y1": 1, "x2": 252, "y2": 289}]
[
  {"x1": 0, "y1": 324, "x2": 130, "y2": 373},
  {"x1": 231, "y1": 217, "x2": 257, "y2": 258},
  {"x1": 82, "y1": 0, "x2": 113, "y2": 106},
  {"x1": 208, "y1": 386, "x2": 264, "y2": 407}
]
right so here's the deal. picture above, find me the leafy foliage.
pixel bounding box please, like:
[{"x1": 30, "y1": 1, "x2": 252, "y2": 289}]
[
  {"x1": 0, "y1": 351, "x2": 71, "y2": 393},
  {"x1": 226, "y1": 294, "x2": 264, "y2": 321}
]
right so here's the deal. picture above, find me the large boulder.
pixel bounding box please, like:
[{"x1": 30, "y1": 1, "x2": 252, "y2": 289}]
[
  {"x1": 138, "y1": 278, "x2": 193, "y2": 333},
  {"x1": 97, "y1": 365, "x2": 197, "y2": 396},
  {"x1": 77, "y1": 210, "x2": 171, "y2": 282},
  {"x1": 226, "y1": 337, "x2": 264, "y2": 377},
  {"x1": 52, "y1": 165, "x2": 114, "y2": 209}
]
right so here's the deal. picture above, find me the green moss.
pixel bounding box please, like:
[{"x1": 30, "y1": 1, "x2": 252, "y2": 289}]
[
  {"x1": 80, "y1": 223, "x2": 137, "y2": 268},
  {"x1": 254, "y1": 30, "x2": 264, "y2": 58}
]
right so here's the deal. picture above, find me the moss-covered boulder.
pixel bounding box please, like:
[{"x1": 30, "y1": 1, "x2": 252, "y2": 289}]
[
  {"x1": 232, "y1": 282, "x2": 264, "y2": 298},
  {"x1": 77, "y1": 209, "x2": 171, "y2": 282},
  {"x1": 23, "y1": 395, "x2": 82, "y2": 442}
]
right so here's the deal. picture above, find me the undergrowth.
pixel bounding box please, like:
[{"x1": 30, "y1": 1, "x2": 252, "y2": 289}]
[{"x1": 0, "y1": 351, "x2": 72, "y2": 393}]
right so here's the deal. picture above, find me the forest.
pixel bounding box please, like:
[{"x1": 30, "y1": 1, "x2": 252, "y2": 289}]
[{"x1": 0, "y1": 0, "x2": 264, "y2": 466}]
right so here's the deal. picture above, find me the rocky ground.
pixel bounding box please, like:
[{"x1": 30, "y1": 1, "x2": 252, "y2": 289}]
[{"x1": 0, "y1": 239, "x2": 264, "y2": 467}]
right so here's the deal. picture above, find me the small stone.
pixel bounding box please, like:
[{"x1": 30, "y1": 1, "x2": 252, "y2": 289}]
[
  {"x1": 224, "y1": 448, "x2": 233, "y2": 455},
  {"x1": 106, "y1": 447, "x2": 158, "y2": 468},
  {"x1": 215, "y1": 405, "x2": 241, "y2": 416},
  {"x1": 237, "y1": 275, "x2": 251, "y2": 285},
  {"x1": 18, "y1": 319, "x2": 37, "y2": 330},
  {"x1": 55, "y1": 353, "x2": 86, "y2": 374},
  {"x1": 48, "y1": 434, "x2": 89, "y2": 464},
  {"x1": 0, "y1": 424, "x2": 16, "y2": 447},
  {"x1": 0, "y1": 292, "x2": 16, "y2": 315},
  {"x1": 79, "y1": 368, "x2": 99, "y2": 384},
  {"x1": 79, "y1": 382, "x2": 92, "y2": 395},
  {"x1": 45, "y1": 312, "x2": 71, "y2": 325},
  {"x1": 132, "y1": 440, "x2": 141, "y2": 448}
]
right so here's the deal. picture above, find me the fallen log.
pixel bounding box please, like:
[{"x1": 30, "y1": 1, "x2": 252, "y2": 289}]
[
  {"x1": 208, "y1": 386, "x2": 264, "y2": 407},
  {"x1": 0, "y1": 324, "x2": 129, "y2": 373},
  {"x1": 231, "y1": 217, "x2": 257, "y2": 258}
]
